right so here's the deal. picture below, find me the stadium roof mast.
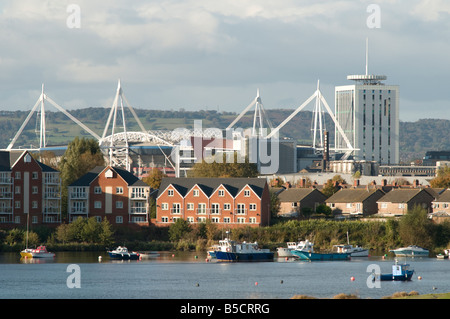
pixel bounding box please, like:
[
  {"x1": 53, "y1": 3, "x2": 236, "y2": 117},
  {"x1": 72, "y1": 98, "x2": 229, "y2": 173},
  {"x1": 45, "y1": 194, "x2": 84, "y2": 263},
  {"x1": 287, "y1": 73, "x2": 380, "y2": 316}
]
[
  {"x1": 6, "y1": 84, "x2": 101, "y2": 151},
  {"x1": 227, "y1": 89, "x2": 273, "y2": 137}
]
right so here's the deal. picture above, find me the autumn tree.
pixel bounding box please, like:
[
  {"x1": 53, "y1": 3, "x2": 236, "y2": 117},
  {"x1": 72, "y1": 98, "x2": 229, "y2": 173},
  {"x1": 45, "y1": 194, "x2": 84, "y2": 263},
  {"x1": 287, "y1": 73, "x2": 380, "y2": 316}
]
[
  {"x1": 430, "y1": 167, "x2": 450, "y2": 188},
  {"x1": 142, "y1": 168, "x2": 166, "y2": 189},
  {"x1": 190, "y1": 153, "x2": 258, "y2": 178}
]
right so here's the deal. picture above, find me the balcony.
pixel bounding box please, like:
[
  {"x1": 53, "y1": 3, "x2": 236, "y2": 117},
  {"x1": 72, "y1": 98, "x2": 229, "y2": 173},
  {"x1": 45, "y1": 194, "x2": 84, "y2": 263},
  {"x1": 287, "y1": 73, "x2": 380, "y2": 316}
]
[
  {"x1": 0, "y1": 192, "x2": 13, "y2": 199},
  {"x1": 70, "y1": 193, "x2": 88, "y2": 199},
  {"x1": 170, "y1": 208, "x2": 183, "y2": 215},
  {"x1": 71, "y1": 207, "x2": 87, "y2": 214},
  {"x1": 130, "y1": 207, "x2": 148, "y2": 214},
  {"x1": 235, "y1": 208, "x2": 247, "y2": 215}
]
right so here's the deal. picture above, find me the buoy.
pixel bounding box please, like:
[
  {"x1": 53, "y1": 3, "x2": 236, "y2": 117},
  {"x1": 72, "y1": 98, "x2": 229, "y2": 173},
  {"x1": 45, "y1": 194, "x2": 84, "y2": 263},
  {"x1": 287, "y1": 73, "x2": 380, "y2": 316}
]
[
  {"x1": 280, "y1": 280, "x2": 284, "y2": 284},
  {"x1": 98, "y1": 256, "x2": 102, "y2": 262},
  {"x1": 255, "y1": 282, "x2": 258, "y2": 286},
  {"x1": 351, "y1": 277, "x2": 355, "y2": 281},
  {"x1": 418, "y1": 276, "x2": 422, "y2": 280},
  {"x1": 285, "y1": 257, "x2": 288, "y2": 261},
  {"x1": 172, "y1": 254, "x2": 175, "y2": 257},
  {"x1": 196, "y1": 283, "x2": 199, "y2": 287},
  {"x1": 195, "y1": 255, "x2": 198, "y2": 259},
  {"x1": 205, "y1": 258, "x2": 209, "y2": 262}
]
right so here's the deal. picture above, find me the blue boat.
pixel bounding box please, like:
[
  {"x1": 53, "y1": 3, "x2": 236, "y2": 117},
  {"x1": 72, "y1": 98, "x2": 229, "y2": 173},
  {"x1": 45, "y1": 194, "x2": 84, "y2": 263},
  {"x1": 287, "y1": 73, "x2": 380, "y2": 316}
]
[
  {"x1": 212, "y1": 237, "x2": 273, "y2": 262},
  {"x1": 377, "y1": 261, "x2": 414, "y2": 281},
  {"x1": 290, "y1": 249, "x2": 351, "y2": 261}
]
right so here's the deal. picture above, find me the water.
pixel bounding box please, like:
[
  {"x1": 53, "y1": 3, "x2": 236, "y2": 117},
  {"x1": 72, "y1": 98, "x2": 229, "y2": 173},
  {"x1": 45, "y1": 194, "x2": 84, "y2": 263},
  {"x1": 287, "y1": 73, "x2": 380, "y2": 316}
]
[{"x1": 0, "y1": 251, "x2": 449, "y2": 299}]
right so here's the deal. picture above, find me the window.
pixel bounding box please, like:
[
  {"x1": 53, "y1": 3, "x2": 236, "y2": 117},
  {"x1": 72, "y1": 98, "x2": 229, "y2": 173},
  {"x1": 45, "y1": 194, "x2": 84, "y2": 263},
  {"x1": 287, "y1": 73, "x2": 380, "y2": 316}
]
[
  {"x1": 381, "y1": 203, "x2": 387, "y2": 208},
  {"x1": 116, "y1": 201, "x2": 123, "y2": 209},
  {"x1": 94, "y1": 201, "x2": 102, "y2": 209},
  {"x1": 346, "y1": 203, "x2": 352, "y2": 208},
  {"x1": 211, "y1": 203, "x2": 220, "y2": 214},
  {"x1": 398, "y1": 203, "x2": 405, "y2": 209},
  {"x1": 187, "y1": 217, "x2": 194, "y2": 223},
  {"x1": 236, "y1": 204, "x2": 246, "y2": 215},
  {"x1": 116, "y1": 216, "x2": 123, "y2": 224},
  {"x1": 15, "y1": 186, "x2": 20, "y2": 194},
  {"x1": 32, "y1": 186, "x2": 38, "y2": 194},
  {"x1": 249, "y1": 203, "x2": 257, "y2": 211},
  {"x1": 161, "y1": 203, "x2": 169, "y2": 210},
  {"x1": 249, "y1": 217, "x2": 257, "y2": 224},
  {"x1": 218, "y1": 190, "x2": 225, "y2": 197},
  {"x1": 172, "y1": 203, "x2": 181, "y2": 214},
  {"x1": 198, "y1": 203, "x2": 206, "y2": 214},
  {"x1": 168, "y1": 189, "x2": 174, "y2": 196},
  {"x1": 224, "y1": 203, "x2": 231, "y2": 210},
  {"x1": 94, "y1": 186, "x2": 102, "y2": 194},
  {"x1": 116, "y1": 187, "x2": 123, "y2": 194},
  {"x1": 32, "y1": 201, "x2": 38, "y2": 209},
  {"x1": 211, "y1": 217, "x2": 220, "y2": 223},
  {"x1": 223, "y1": 217, "x2": 231, "y2": 223},
  {"x1": 32, "y1": 172, "x2": 38, "y2": 179},
  {"x1": 162, "y1": 217, "x2": 169, "y2": 223},
  {"x1": 193, "y1": 189, "x2": 199, "y2": 197},
  {"x1": 237, "y1": 217, "x2": 245, "y2": 224},
  {"x1": 187, "y1": 203, "x2": 194, "y2": 210},
  {"x1": 15, "y1": 201, "x2": 20, "y2": 209},
  {"x1": 198, "y1": 217, "x2": 206, "y2": 223},
  {"x1": 244, "y1": 190, "x2": 250, "y2": 197},
  {"x1": 15, "y1": 172, "x2": 21, "y2": 180},
  {"x1": 32, "y1": 216, "x2": 38, "y2": 224}
]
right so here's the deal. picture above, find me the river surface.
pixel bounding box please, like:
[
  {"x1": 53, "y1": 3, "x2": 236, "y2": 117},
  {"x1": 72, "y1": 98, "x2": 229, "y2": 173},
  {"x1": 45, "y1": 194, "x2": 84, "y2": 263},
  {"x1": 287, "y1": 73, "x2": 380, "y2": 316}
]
[{"x1": 0, "y1": 251, "x2": 449, "y2": 300}]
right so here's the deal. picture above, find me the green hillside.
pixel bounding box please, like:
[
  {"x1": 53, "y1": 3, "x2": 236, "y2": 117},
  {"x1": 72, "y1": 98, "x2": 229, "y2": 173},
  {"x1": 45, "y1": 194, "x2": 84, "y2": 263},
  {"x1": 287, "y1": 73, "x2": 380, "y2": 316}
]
[{"x1": 0, "y1": 108, "x2": 448, "y2": 164}]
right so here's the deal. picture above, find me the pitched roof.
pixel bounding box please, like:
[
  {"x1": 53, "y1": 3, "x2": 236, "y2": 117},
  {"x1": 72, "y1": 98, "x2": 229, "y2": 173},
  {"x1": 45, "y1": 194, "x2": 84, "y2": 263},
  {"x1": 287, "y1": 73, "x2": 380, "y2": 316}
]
[
  {"x1": 325, "y1": 188, "x2": 384, "y2": 203},
  {"x1": 435, "y1": 189, "x2": 450, "y2": 202},
  {"x1": 158, "y1": 177, "x2": 267, "y2": 198},
  {"x1": 0, "y1": 150, "x2": 58, "y2": 172},
  {"x1": 69, "y1": 166, "x2": 148, "y2": 187},
  {"x1": 377, "y1": 188, "x2": 432, "y2": 203},
  {"x1": 277, "y1": 188, "x2": 322, "y2": 202}
]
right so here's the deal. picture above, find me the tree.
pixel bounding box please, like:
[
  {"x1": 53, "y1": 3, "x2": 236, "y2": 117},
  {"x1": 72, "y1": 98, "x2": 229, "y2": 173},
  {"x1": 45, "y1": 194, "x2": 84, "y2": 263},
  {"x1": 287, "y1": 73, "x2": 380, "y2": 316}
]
[
  {"x1": 142, "y1": 168, "x2": 165, "y2": 189},
  {"x1": 190, "y1": 154, "x2": 258, "y2": 178},
  {"x1": 270, "y1": 191, "x2": 281, "y2": 218},
  {"x1": 321, "y1": 179, "x2": 339, "y2": 197},
  {"x1": 169, "y1": 219, "x2": 192, "y2": 241},
  {"x1": 58, "y1": 137, "x2": 105, "y2": 214},
  {"x1": 430, "y1": 167, "x2": 450, "y2": 188},
  {"x1": 316, "y1": 204, "x2": 332, "y2": 216},
  {"x1": 398, "y1": 205, "x2": 434, "y2": 248}
]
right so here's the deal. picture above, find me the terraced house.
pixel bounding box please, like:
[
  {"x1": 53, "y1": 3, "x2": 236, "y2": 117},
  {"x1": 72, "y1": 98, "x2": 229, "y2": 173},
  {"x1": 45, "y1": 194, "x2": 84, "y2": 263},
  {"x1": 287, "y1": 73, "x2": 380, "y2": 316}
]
[
  {"x1": 68, "y1": 166, "x2": 152, "y2": 226},
  {"x1": 0, "y1": 150, "x2": 61, "y2": 228},
  {"x1": 155, "y1": 178, "x2": 270, "y2": 227}
]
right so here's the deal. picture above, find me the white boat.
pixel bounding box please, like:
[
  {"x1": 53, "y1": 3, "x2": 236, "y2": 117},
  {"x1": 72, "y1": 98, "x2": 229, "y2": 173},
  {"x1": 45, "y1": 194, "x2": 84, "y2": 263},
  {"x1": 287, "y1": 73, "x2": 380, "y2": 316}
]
[
  {"x1": 277, "y1": 240, "x2": 314, "y2": 258},
  {"x1": 333, "y1": 244, "x2": 369, "y2": 257},
  {"x1": 108, "y1": 246, "x2": 140, "y2": 260},
  {"x1": 390, "y1": 245, "x2": 429, "y2": 257},
  {"x1": 20, "y1": 246, "x2": 55, "y2": 258}
]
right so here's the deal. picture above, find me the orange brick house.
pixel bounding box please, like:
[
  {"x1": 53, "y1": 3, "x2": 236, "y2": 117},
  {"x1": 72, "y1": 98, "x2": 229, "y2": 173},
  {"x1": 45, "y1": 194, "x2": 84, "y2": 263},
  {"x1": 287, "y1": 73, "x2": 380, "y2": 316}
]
[
  {"x1": 155, "y1": 177, "x2": 270, "y2": 227},
  {"x1": 68, "y1": 166, "x2": 151, "y2": 226},
  {"x1": 0, "y1": 150, "x2": 62, "y2": 228}
]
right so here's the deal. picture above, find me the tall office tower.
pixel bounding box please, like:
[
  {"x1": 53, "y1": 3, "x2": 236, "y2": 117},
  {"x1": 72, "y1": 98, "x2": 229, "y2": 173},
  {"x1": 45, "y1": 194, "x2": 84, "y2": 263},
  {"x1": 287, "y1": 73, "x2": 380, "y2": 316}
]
[{"x1": 334, "y1": 40, "x2": 399, "y2": 165}]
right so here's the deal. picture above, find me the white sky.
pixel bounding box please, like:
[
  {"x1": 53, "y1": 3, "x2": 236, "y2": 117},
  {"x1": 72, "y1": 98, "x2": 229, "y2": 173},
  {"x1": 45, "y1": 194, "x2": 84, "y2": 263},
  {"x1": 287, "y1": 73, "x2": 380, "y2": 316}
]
[{"x1": 0, "y1": 0, "x2": 449, "y2": 122}]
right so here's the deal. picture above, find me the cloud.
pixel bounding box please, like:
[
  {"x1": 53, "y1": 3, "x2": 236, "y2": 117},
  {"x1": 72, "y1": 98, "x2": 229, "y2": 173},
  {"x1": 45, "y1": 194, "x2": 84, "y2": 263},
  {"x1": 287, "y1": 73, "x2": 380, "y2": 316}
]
[{"x1": 0, "y1": 0, "x2": 449, "y2": 121}]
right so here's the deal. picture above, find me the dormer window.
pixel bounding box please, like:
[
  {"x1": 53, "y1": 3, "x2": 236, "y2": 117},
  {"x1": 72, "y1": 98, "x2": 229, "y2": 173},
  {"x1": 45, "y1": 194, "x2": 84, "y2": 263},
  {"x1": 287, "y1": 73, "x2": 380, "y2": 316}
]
[{"x1": 105, "y1": 169, "x2": 114, "y2": 178}]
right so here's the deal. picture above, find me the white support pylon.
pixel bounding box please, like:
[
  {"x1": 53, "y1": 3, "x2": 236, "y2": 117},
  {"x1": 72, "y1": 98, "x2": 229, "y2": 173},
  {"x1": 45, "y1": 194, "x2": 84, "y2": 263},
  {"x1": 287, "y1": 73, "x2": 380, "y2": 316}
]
[
  {"x1": 6, "y1": 84, "x2": 100, "y2": 151},
  {"x1": 227, "y1": 89, "x2": 273, "y2": 137}
]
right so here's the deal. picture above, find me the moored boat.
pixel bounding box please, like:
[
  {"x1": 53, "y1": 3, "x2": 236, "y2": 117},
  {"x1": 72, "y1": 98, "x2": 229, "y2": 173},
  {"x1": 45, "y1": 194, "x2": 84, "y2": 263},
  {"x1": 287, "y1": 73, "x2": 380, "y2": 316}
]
[
  {"x1": 290, "y1": 249, "x2": 351, "y2": 261},
  {"x1": 277, "y1": 240, "x2": 314, "y2": 258},
  {"x1": 20, "y1": 246, "x2": 55, "y2": 259},
  {"x1": 375, "y1": 261, "x2": 414, "y2": 281},
  {"x1": 333, "y1": 244, "x2": 369, "y2": 257},
  {"x1": 108, "y1": 246, "x2": 140, "y2": 260},
  {"x1": 212, "y1": 237, "x2": 273, "y2": 262},
  {"x1": 390, "y1": 245, "x2": 429, "y2": 257}
]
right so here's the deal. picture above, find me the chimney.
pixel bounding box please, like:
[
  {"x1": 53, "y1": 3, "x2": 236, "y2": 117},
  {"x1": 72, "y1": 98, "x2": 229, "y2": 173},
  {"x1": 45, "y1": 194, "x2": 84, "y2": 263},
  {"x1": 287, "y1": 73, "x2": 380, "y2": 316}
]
[
  {"x1": 381, "y1": 179, "x2": 387, "y2": 187},
  {"x1": 353, "y1": 179, "x2": 360, "y2": 187},
  {"x1": 413, "y1": 179, "x2": 419, "y2": 188}
]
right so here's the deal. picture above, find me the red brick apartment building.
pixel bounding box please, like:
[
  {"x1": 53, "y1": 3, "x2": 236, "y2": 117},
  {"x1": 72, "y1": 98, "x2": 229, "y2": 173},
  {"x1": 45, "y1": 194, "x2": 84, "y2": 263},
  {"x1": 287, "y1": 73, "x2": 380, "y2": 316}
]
[
  {"x1": 0, "y1": 150, "x2": 61, "y2": 228},
  {"x1": 68, "y1": 166, "x2": 152, "y2": 226},
  {"x1": 155, "y1": 178, "x2": 270, "y2": 227}
]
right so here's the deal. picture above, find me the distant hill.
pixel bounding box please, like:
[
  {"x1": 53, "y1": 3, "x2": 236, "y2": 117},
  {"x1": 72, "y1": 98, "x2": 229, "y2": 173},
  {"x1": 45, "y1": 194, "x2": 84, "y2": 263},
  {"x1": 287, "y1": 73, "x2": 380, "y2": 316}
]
[{"x1": 0, "y1": 108, "x2": 448, "y2": 164}]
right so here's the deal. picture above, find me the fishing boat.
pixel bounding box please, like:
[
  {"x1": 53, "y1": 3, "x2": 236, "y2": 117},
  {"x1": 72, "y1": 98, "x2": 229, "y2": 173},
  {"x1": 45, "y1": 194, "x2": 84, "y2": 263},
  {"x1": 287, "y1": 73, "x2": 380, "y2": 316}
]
[
  {"x1": 375, "y1": 261, "x2": 415, "y2": 281},
  {"x1": 333, "y1": 231, "x2": 369, "y2": 257},
  {"x1": 212, "y1": 236, "x2": 273, "y2": 262},
  {"x1": 276, "y1": 240, "x2": 314, "y2": 258},
  {"x1": 108, "y1": 246, "x2": 140, "y2": 260},
  {"x1": 20, "y1": 246, "x2": 55, "y2": 259},
  {"x1": 290, "y1": 248, "x2": 351, "y2": 261},
  {"x1": 390, "y1": 245, "x2": 429, "y2": 257}
]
